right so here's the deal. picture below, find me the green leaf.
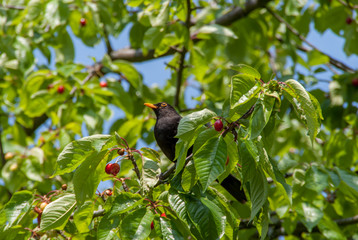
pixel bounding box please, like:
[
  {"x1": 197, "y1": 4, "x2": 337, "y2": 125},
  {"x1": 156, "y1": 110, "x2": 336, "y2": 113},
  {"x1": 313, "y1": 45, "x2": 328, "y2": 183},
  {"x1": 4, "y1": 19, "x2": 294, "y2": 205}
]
[
  {"x1": 230, "y1": 74, "x2": 261, "y2": 109},
  {"x1": 250, "y1": 169, "x2": 268, "y2": 220},
  {"x1": 297, "y1": 202, "x2": 323, "y2": 232},
  {"x1": 39, "y1": 194, "x2": 77, "y2": 231},
  {"x1": 73, "y1": 149, "x2": 111, "y2": 205},
  {"x1": 0, "y1": 190, "x2": 33, "y2": 229},
  {"x1": 230, "y1": 64, "x2": 261, "y2": 79},
  {"x1": 268, "y1": 156, "x2": 292, "y2": 204},
  {"x1": 256, "y1": 203, "x2": 269, "y2": 240},
  {"x1": 141, "y1": 147, "x2": 161, "y2": 163},
  {"x1": 168, "y1": 189, "x2": 193, "y2": 226},
  {"x1": 196, "y1": 24, "x2": 238, "y2": 42},
  {"x1": 335, "y1": 168, "x2": 358, "y2": 197},
  {"x1": 181, "y1": 161, "x2": 198, "y2": 192},
  {"x1": 218, "y1": 134, "x2": 239, "y2": 182},
  {"x1": 20, "y1": 156, "x2": 42, "y2": 182},
  {"x1": 107, "y1": 58, "x2": 142, "y2": 90},
  {"x1": 248, "y1": 95, "x2": 275, "y2": 139},
  {"x1": 176, "y1": 109, "x2": 216, "y2": 141},
  {"x1": 73, "y1": 200, "x2": 94, "y2": 233},
  {"x1": 108, "y1": 192, "x2": 144, "y2": 218},
  {"x1": 307, "y1": 50, "x2": 330, "y2": 66},
  {"x1": 239, "y1": 141, "x2": 256, "y2": 183},
  {"x1": 160, "y1": 217, "x2": 185, "y2": 240},
  {"x1": 304, "y1": 166, "x2": 329, "y2": 193},
  {"x1": 120, "y1": 208, "x2": 154, "y2": 240},
  {"x1": 130, "y1": 22, "x2": 148, "y2": 49},
  {"x1": 255, "y1": 140, "x2": 292, "y2": 203},
  {"x1": 318, "y1": 215, "x2": 346, "y2": 240},
  {"x1": 283, "y1": 79, "x2": 321, "y2": 144},
  {"x1": 25, "y1": 0, "x2": 43, "y2": 20},
  {"x1": 55, "y1": 28, "x2": 75, "y2": 62},
  {"x1": 142, "y1": 156, "x2": 161, "y2": 192},
  {"x1": 152, "y1": 0, "x2": 170, "y2": 27},
  {"x1": 44, "y1": 0, "x2": 69, "y2": 30},
  {"x1": 194, "y1": 136, "x2": 227, "y2": 191},
  {"x1": 53, "y1": 134, "x2": 114, "y2": 176},
  {"x1": 186, "y1": 196, "x2": 226, "y2": 240},
  {"x1": 174, "y1": 137, "x2": 195, "y2": 176},
  {"x1": 143, "y1": 27, "x2": 165, "y2": 49},
  {"x1": 97, "y1": 213, "x2": 120, "y2": 240}
]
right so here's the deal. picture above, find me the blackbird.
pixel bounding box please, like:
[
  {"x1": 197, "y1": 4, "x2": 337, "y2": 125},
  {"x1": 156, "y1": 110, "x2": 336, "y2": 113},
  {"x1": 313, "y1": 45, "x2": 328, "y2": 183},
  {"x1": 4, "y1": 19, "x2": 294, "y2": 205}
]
[{"x1": 144, "y1": 102, "x2": 247, "y2": 203}]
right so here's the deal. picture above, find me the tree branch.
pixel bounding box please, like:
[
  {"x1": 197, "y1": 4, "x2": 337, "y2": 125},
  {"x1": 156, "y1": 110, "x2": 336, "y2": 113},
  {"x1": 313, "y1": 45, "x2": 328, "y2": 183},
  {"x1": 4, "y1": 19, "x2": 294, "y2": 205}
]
[
  {"x1": 267, "y1": 7, "x2": 355, "y2": 73},
  {"x1": 109, "y1": 0, "x2": 272, "y2": 63},
  {"x1": 174, "y1": 0, "x2": 192, "y2": 109},
  {"x1": 215, "y1": 0, "x2": 271, "y2": 26}
]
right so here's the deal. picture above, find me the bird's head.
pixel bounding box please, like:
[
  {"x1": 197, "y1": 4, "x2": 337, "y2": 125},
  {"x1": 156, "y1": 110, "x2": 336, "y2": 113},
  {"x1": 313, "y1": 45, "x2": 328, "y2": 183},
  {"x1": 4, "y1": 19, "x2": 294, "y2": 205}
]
[{"x1": 144, "y1": 102, "x2": 179, "y2": 118}]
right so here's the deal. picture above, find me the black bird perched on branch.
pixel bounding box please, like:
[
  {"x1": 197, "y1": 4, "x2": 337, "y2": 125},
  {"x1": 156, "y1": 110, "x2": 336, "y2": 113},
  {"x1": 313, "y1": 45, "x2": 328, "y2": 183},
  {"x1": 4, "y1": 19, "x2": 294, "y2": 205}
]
[{"x1": 144, "y1": 102, "x2": 247, "y2": 203}]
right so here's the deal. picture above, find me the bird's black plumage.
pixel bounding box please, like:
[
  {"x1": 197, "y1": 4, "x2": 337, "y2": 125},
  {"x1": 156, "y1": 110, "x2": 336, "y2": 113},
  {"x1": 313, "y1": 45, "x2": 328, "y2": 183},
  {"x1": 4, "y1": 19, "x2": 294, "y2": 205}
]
[{"x1": 145, "y1": 102, "x2": 246, "y2": 203}]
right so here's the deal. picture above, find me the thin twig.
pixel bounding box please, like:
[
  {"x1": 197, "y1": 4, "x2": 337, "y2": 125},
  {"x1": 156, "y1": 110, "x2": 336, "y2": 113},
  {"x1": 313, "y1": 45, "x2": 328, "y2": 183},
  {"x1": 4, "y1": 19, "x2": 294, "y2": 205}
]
[
  {"x1": 69, "y1": 67, "x2": 98, "y2": 95},
  {"x1": 267, "y1": 7, "x2": 354, "y2": 73},
  {"x1": 128, "y1": 153, "x2": 141, "y2": 181},
  {"x1": 222, "y1": 105, "x2": 256, "y2": 138},
  {"x1": 165, "y1": 62, "x2": 177, "y2": 71}
]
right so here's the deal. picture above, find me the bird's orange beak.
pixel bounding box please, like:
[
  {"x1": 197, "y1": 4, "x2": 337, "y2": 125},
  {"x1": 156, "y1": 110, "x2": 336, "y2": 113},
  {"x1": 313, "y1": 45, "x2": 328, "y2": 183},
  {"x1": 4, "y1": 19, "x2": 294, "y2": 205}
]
[{"x1": 144, "y1": 103, "x2": 158, "y2": 109}]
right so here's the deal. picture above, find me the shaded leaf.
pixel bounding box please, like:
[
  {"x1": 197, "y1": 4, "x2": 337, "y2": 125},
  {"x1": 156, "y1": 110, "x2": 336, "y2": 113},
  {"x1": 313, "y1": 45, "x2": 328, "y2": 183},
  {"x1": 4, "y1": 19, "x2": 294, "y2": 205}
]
[{"x1": 194, "y1": 136, "x2": 227, "y2": 191}]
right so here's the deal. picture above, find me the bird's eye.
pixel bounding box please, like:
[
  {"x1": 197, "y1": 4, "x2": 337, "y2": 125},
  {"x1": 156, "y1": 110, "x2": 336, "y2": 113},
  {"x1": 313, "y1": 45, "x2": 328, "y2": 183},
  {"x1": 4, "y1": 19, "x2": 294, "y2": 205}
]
[{"x1": 161, "y1": 103, "x2": 167, "y2": 107}]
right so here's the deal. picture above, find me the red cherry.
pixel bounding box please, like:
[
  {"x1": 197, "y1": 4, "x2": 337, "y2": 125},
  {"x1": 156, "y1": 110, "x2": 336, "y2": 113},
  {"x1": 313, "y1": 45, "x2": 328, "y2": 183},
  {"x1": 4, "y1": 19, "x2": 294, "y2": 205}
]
[
  {"x1": 110, "y1": 163, "x2": 120, "y2": 176},
  {"x1": 105, "y1": 163, "x2": 113, "y2": 174},
  {"x1": 346, "y1": 17, "x2": 353, "y2": 25},
  {"x1": 151, "y1": 221, "x2": 154, "y2": 230},
  {"x1": 100, "y1": 81, "x2": 108, "y2": 88},
  {"x1": 80, "y1": 18, "x2": 86, "y2": 27},
  {"x1": 352, "y1": 78, "x2": 358, "y2": 87},
  {"x1": 57, "y1": 85, "x2": 65, "y2": 94},
  {"x1": 214, "y1": 119, "x2": 223, "y2": 131},
  {"x1": 160, "y1": 212, "x2": 167, "y2": 218}
]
